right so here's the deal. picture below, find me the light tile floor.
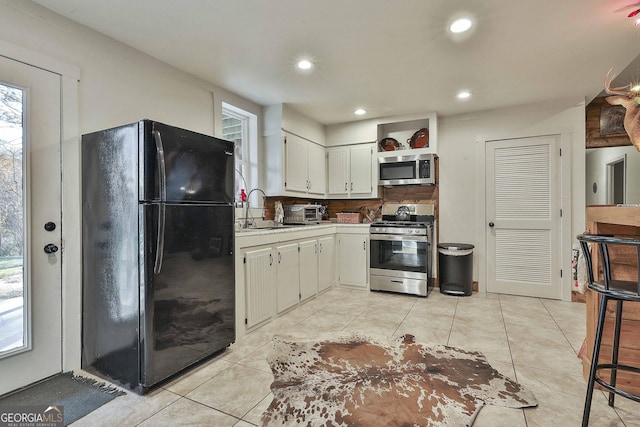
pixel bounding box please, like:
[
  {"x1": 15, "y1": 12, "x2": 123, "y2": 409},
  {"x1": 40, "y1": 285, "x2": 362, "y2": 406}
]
[{"x1": 71, "y1": 287, "x2": 640, "y2": 426}]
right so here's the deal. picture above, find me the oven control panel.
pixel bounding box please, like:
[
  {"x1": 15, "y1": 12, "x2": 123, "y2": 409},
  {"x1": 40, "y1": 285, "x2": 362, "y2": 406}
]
[{"x1": 370, "y1": 225, "x2": 429, "y2": 236}]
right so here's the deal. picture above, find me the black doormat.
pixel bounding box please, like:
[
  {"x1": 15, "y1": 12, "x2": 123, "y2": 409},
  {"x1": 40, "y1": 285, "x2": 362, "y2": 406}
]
[{"x1": 0, "y1": 371, "x2": 125, "y2": 426}]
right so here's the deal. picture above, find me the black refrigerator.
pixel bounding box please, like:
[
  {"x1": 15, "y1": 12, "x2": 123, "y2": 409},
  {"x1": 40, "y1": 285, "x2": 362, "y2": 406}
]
[{"x1": 81, "y1": 120, "x2": 235, "y2": 394}]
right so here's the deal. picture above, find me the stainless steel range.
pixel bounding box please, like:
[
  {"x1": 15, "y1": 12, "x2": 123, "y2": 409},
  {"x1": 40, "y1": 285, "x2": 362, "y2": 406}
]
[{"x1": 370, "y1": 203, "x2": 434, "y2": 297}]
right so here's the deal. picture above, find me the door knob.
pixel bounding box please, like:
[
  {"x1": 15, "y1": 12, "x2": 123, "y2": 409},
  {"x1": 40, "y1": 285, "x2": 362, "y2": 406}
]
[
  {"x1": 44, "y1": 222, "x2": 56, "y2": 231},
  {"x1": 488, "y1": 222, "x2": 495, "y2": 228},
  {"x1": 44, "y1": 244, "x2": 59, "y2": 254}
]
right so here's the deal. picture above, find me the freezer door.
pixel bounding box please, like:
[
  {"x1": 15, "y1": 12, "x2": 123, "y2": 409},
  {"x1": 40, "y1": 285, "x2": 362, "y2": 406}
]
[
  {"x1": 140, "y1": 203, "x2": 235, "y2": 388},
  {"x1": 140, "y1": 120, "x2": 234, "y2": 204}
]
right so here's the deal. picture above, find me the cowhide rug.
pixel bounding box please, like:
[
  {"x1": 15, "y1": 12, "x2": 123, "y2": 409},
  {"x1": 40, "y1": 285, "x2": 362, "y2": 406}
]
[{"x1": 262, "y1": 333, "x2": 537, "y2": 427}]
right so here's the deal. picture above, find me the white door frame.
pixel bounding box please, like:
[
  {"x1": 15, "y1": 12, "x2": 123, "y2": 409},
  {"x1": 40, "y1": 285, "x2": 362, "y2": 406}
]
[
  {"x1": 605, "y1": 154, "x2": 626, "y2": 205},
  {"x1": 475, "y1": 127, "x2": 573, "y2": 301},
  {"x1": 0, "y1": 40, "x2": 80, "y2": 371}
]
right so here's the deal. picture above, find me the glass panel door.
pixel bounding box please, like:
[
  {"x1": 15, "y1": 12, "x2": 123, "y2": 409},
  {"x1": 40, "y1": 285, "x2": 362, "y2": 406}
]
[
  {"x1": 0, "y1": 83, "x2": 24, "y2": 355},
  {"x1": 370, "y1": 238, "x2": 427, "y2": 274},
  {"x1": 0, "y1": 54, "x2": 62, "y2": 396}
]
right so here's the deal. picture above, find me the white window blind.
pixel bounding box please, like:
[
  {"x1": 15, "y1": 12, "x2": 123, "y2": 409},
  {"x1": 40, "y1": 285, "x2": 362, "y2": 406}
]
[{"x1": 222, "y1": 108, "x2": 248, "y2": 202}]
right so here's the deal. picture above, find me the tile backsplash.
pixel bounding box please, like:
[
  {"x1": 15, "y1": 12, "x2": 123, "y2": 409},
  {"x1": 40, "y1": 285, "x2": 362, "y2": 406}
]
[{"x1": 263, "y1": 184, "x2": 438, "y2": 223}]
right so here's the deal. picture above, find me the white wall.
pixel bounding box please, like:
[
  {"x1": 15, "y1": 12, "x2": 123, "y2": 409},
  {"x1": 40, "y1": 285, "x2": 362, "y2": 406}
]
[
  {"x1": 586, "y1": 145, "x2": 640, "y2": 205},
  {"x1": 438, "y1": 97, "x2": 586, "y2": 297},
  {"x1": 2, "y1": 2, "x2": 212, "y2": 134},
  {"x1": 0, "y1": 0, "x2": 261, "y2": 370},
  {"x1": 0, "y1": 1, "x2": 593, "y2": 372}
]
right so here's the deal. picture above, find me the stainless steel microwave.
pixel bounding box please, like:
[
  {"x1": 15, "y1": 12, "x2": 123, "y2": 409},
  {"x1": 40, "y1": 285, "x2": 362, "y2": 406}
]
[{"x1": 378, "y1": 153, "x2": 435, "y2": 186}]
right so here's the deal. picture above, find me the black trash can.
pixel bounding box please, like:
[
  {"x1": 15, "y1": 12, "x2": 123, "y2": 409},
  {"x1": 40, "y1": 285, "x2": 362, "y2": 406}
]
[{"x1": 438, "y1": 243, "x2": 474, "y2": 296}]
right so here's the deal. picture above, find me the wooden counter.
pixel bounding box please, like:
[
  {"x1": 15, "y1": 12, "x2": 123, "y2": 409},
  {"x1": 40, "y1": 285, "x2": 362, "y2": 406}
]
[
  {"x1": 582, "y1": 205, "x2": 640, "y2": 396},
  {"x1": 586, "y1": 205, "x2": 640, "y2": 230}
]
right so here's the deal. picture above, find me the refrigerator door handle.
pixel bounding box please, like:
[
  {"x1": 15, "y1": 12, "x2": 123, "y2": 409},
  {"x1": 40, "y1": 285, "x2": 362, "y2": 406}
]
[
  {"x1": 153, "y1": 203, "x2": 166, "y2": 275},
  {"x1": 152, "y1": 130, "x2": 167, "y2": 202},
  {"x1": 152, "y1": 130, "x2": 167, "y2": 275}
]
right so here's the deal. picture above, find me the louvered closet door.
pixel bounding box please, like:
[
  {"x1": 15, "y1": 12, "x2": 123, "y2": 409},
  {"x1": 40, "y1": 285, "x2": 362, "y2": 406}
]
[{"x1": 486, "y1": 135, "x2": 561, "y2": 299}]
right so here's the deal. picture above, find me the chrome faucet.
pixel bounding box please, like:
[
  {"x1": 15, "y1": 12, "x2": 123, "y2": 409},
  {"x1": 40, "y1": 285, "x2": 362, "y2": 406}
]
[{"x1": 244, "y1": 188, "x2": 266, "y2": 228}]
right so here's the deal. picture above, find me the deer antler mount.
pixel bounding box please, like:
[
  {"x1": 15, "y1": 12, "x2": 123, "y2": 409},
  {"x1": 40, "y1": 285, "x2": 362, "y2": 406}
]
[{"x1": 604, "y1": 68, "x2": 640, "y2": 151}]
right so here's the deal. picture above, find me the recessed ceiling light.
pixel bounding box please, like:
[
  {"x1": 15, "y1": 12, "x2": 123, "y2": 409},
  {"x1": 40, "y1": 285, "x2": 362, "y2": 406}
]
[
  {"x1": 297, "y1": 59, "x2": 314, "y2": 70},
  {"x1": 354, "y1": 109, "x2": 366, "y2": 115},
  {"x1": 450, "y1": 18, "x2": 472, "y2": 34},
  {"x1": 457, "y1": 91, "x2": 472, "y2": 100}
]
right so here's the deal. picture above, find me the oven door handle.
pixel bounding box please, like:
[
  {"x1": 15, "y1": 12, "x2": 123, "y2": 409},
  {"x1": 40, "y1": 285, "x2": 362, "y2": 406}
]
[{"x1": 370, "y1": 234, "x2": 428, "y2": 242}]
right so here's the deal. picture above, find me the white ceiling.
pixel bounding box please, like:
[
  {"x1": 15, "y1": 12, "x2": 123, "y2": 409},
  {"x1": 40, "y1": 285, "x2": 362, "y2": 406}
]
[{"x1": 32, "y1": 0, "x2": 640, "y2": 125}]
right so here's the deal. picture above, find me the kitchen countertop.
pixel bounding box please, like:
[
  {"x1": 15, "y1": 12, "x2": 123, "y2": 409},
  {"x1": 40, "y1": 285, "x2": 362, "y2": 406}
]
[
  {"x1": 235, "y1": 222, "x2": 370, "y2": 236},
  {"x1": 235, "y1": 223, "x2": 333, "y2": 236},
  {"x1": 585, "y1": 205, "x2": 640, "y2": 228}
]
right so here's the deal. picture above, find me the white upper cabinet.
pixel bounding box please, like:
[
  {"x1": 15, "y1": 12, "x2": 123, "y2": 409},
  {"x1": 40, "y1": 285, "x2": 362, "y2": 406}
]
[
  {"x1": 263, "y1": 105, "x2": 437, "y2": 199},
  {"x1": 282, "y1": 132, "x2": 327, "y2": 195},
  {"x1": 264, "y1": 104, "x2": 327, "y2": 197},
  {"x1": 327, "y1": 144, "x2": 376, "y2": 199},
  {"x1": 284, "y1": 133, "x2": 309, "y2": 193},
  {"x1": 327, "y1": 147, "x2": 349, "y2": 195},
  {"x1": 307, "y1": 141, "x2": 327, "y2": 196},
  {"x1": 350, "y1": 145, "x2": 374, "y2": 195}
]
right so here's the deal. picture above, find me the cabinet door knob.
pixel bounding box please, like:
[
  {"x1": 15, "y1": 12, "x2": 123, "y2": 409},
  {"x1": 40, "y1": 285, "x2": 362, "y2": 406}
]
[{"x1": 489, "y1": 222, "x2": 495, "y2": 228}]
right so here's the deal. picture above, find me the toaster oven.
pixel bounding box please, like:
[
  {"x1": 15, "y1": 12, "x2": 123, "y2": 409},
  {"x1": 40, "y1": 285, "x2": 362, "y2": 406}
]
[{"x1": 283, "y1": 204, "x2": 323, "y2": 225}]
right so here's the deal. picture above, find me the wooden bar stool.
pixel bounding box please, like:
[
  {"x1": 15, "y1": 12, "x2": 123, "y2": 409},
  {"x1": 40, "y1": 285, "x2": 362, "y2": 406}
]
[{"x1": 577, "y1": 234, "x2": 640, "y2": 426}]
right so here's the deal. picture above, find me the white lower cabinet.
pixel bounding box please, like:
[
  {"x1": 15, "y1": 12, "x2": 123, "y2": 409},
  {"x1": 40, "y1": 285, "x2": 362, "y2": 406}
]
[
  {"x1": 238, "y1": 227, "x2": 352, "y2": 336},
  {"x1": 318, "y1": 236, "x2": 336, "y2": 291},
  {"x1": 244, "y1": 246, "x2": 276, "y2": 329},
  {"x1": 298, "y1": 237, "x2": 337, "y2": 301},
  {"x1": 299, "y1": 239, "x2": 319, "y2": 301},
  {"x1": 276, "y1": 243, "x2": 300, "y2": 314},
  {"x1": 337, "y1": 233, "x2": 369, "y2": 288}
]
